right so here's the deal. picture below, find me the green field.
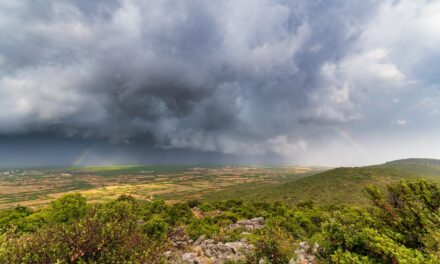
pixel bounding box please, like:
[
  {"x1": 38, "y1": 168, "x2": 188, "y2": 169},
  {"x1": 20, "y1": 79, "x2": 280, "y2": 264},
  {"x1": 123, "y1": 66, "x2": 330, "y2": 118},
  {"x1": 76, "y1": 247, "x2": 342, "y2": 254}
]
[{"x1": 67, "y1": 164, "x2": 197, "y2": 176}]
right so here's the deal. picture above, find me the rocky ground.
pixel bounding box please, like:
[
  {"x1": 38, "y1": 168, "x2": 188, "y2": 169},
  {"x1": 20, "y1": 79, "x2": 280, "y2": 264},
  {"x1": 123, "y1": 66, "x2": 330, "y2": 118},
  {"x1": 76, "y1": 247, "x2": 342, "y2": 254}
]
[
  {"x1": 165, "y1": 238, "x2": 253, "y2": 263},
  {"x1": 163, "y1": 216, "x2": 318, "y2": 264},
  {"x1": 226, "y1": 217, "x2": 265, "y2": 231}
]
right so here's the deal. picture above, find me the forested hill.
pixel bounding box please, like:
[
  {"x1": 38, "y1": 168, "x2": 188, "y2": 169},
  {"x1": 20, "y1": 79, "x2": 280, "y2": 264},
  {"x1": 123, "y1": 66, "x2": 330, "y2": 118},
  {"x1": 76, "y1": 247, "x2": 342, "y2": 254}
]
[
  {"x1": 206, "y1": 158, "x2": 440, "y2": 206},
  {"x1": 377, "y1": 158, "x2": 440, "y2": 176},
  {"x1": 383, "y1": 158, "x2": 440, "y2": 166}
]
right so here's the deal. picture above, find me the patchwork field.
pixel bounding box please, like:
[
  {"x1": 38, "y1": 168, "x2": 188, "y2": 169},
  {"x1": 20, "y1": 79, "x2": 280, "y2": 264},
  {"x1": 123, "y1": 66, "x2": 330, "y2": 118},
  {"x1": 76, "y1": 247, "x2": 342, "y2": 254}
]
[{"x1": 0, "y1": 165, "x2": 321, "y2": 208}]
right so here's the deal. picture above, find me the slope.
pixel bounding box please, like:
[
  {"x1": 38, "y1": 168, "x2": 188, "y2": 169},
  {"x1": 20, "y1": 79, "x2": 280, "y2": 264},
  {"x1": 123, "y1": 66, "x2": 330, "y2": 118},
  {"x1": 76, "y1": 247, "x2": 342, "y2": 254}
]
[{"x1": 205, "y1": 159, "x2": 440, "y2": 206}]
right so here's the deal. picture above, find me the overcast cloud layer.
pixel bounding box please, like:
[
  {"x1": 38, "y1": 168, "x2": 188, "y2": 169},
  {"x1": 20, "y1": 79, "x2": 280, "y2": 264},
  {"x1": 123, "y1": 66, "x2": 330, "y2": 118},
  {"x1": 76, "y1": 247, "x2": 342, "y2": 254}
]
[{"x1": 0, "y1": 0, "x2": 440, "y2": 166}]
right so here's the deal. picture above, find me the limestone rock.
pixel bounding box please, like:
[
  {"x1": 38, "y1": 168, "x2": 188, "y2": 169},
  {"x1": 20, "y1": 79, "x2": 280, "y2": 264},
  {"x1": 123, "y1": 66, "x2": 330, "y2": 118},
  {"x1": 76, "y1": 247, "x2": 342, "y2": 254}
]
[
  {"x1": 290, "y1": 242, "x2": 318, "y2": 264},
  {"x1": 181, "y1": 253, "x2": 201, "y2": 264},
  {"x1": 226, "y1": 217, "x2": 265, "y2": 231}
]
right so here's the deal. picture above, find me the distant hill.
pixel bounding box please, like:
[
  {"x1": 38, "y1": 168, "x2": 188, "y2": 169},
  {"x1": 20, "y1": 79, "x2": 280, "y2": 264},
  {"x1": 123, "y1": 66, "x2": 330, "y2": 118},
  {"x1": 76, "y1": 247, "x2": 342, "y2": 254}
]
[
  {"x1": 383, "y1": 158, "x2": 440, "y2": 166},
  {"x1": 205, "y1": 158, "x2": 440, "y2": 206},
  {"x1": 377, "y1": 158, "x2": 440, "y2": 176}
]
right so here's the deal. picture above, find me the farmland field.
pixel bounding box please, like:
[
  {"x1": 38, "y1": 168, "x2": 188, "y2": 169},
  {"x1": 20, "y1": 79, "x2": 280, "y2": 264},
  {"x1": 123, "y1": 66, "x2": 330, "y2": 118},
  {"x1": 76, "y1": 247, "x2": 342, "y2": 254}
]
[{"x1": 0, "y1": 165, "x2": 321, "y2": 208}]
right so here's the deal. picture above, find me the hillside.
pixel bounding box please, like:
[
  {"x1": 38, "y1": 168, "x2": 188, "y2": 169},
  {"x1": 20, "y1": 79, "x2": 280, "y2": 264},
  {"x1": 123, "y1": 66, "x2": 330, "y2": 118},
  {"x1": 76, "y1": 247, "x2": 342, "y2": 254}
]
[
  {"x1": 383, "y1": 158, "x2": 440, "y2": 167},
  {"x1": 205, "y1": 159, "x2": 440, "y2": 206},
  {"x1": 377, "y1": 158, "x2": 440, "y2": 177}
]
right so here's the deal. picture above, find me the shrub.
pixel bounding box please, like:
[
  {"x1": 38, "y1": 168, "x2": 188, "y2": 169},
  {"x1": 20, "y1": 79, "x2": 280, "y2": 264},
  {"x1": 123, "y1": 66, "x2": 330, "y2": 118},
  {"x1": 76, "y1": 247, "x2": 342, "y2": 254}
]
[{"x1": 253, "y1": 226, "x2": 295, "y2": 264}]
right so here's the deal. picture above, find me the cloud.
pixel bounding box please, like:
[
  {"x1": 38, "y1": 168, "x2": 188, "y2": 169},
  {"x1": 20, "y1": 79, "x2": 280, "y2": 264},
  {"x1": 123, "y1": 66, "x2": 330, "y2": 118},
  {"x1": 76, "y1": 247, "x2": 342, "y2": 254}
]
[
  {"x1": 391, "y1": 119, "x2": 408, "y2": 126},
  {"x1": 0, "y1": 0, "x2": 439, "y2": 162}
]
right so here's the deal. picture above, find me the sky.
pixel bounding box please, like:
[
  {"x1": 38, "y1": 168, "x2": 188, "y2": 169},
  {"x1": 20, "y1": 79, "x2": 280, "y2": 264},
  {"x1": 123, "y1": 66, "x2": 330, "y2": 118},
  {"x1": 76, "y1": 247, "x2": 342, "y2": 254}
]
[{"x1": 0, "y1": 0, "x2": 440, "y2": 167}]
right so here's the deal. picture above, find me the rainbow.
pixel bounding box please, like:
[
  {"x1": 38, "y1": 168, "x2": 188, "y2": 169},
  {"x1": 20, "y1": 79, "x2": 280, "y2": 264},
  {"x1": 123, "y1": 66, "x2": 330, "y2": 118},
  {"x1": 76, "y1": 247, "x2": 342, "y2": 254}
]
[
  {"x1": 333, "y1": 126, "x2": 372, "y2": 163},
  {"x1": 72, "y1": 146, "x2": 93, "y2": 167}
]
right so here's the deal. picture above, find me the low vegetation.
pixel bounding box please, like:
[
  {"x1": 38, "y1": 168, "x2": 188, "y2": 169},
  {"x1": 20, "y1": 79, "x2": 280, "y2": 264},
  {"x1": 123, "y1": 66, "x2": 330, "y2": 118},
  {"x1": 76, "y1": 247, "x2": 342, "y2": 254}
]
[
  {"x1": 1, "y1": 159, "x2": 440, "y2": 263},
  {"x1": 206, "y1": 161, "x2": 440, "y2": 206},
  {"x1": 1, "y1": 179, "x2": 439, "y2": 263}
]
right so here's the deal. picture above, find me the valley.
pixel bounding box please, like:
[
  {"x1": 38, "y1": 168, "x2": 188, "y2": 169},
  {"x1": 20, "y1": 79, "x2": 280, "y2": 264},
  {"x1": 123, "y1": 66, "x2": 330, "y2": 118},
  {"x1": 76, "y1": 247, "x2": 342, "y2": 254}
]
[
  {"x1": 0, "y1": 165, "x2": 318, "y2": 208},
  {"x1": 2, "y1": 158, "x2": 440, "y2": 209}
]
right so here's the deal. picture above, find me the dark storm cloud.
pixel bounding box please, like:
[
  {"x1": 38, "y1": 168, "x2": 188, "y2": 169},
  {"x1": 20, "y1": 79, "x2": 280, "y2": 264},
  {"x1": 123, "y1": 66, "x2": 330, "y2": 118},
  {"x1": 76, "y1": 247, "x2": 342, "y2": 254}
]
[{"x1": 1, "y1": 0, "x2": 440, "y2": 163}]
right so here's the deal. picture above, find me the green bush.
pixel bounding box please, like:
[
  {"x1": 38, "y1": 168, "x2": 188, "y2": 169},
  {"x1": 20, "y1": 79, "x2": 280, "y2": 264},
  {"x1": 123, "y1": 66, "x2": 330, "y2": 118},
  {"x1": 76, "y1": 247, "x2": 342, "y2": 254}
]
[
  {"x1": 252, "y1": 226, "x2": 295, "y2": 264},
  {"x1": 48, "y1": 193, "x2": 87, "y2": 223}
]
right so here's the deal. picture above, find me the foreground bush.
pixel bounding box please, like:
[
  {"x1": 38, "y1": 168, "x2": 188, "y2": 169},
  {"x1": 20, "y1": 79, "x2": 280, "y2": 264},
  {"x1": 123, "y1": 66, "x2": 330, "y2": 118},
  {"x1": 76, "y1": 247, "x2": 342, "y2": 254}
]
[
  {"x1": 0, "y1": 197, "x2": 169, "y2": 263},
  {"x1": 321, "y1": 180, "x2": 440, "y2": 263}
]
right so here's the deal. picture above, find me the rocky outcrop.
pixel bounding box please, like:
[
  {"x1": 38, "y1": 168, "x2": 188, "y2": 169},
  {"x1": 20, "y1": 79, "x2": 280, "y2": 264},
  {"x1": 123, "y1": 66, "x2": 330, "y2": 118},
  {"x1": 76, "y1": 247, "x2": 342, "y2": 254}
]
[
  {"x1": 170, "y1": 227, "x2": 193, "y2": 249},
  {"x1": 164, "y1": 217, "x2": 320, "y2": 264},
  {"x1": 226, "y1": 217, "x2": 265, "y2": 230},
  {"x1": 165, "y1": 217, "x2": 265, "y2": 263},
  {"x1": 164, "y1": 236, "x2": 254, "y2": 264},
  {"x1": 290, "y1": 242, "x2": 319, "y2": 264},
  {"x1": 196, "y1": 238, "x2": 253, "y2": 261},
  {"x1": 181, "y1": 252, "x2": 200, "y2": 264},
  {"x1": 165, "y1": 236, "x2": 254, "y2": 263}
]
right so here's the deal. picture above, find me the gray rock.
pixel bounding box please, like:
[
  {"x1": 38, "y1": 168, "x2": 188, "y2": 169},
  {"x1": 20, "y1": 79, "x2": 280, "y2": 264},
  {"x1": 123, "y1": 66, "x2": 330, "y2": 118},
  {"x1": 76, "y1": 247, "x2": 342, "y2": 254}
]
[
  {"x1": 194, "y1": 235, "x2": 206, "y2": 246},
  {"x1": 299, "y1": 241, "x2": 310, "y2": 251},
  {"x1": 291, "y1": 242, "x2": 318, "y2": 264},
  {"x1": 174, "y1": 238, "x2": 255, "y2": 263},
  {"x1": 227, "y1": 217, "x2": 265, "y2": 231},
  {"x1": 181, "y1": 253, "x2": 200, "y2": 264}
]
